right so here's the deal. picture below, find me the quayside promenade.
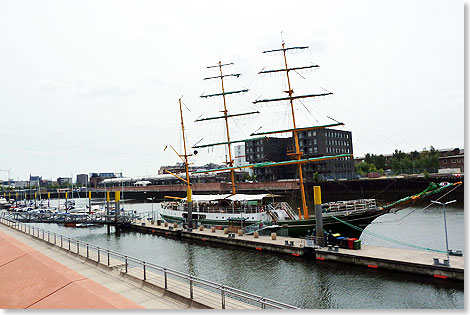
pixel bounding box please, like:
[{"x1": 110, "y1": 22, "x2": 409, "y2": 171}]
[{"x1": 0, "y1": 218, "x2": 296, "y2": 309}]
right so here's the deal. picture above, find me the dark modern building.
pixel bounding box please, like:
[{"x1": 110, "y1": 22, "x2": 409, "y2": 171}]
[
  {"x1": 245, "y1": 128, "x2": 354, "y2": 181},
  {"x1": 245, "y1": 137, "x2": 291, "y2": 181},
  {"x1": 29, "y1": 176, "x2": 43, "y2": 186},
  {"x1": 57, "y1": 177, "x2": 72, "y2": 186},
  {"x1": 76, "y1": 174, "x2": 89, "y2": 186}
]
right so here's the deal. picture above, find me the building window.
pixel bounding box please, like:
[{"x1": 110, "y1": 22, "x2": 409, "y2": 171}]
[{"x1": 443, "y1": 159, "x2": 447, "y2": 164}]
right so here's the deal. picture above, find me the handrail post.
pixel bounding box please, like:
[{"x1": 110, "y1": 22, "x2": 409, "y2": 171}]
[
  {"x1": 54, "y1": 233, "x2": 56, "y2": 245},
  {"x1": 107, "y1": 250, "x2": 110, "y2": 266},
  {"x1": 98, "y1": 247, "x2": 100, "y2": 263},
  {"x1": 87, "y1": 244, "x2": 89, "y2": 258},
  {"x1": 164, "y1": 268, "x2": 167, "y2": 289},
  {"x1": 143, "y1": 262, "x2": 146, "y2": 281},
  {"x1": 77, "y1": 240, "x2": 79, "y2": 254},
  {"x1": 48, "y1": 231, "x2": 50, "y2": 243},
  {"x1": 221, "y1": 285, "x2": 225, "y2": 309},
  {"x1": 125, "y1": 256, "x2": 128, "y2": 273},
  {"x1": 189, "y1": 277, "x2": 193, "y2": 299},
  {"x1": 68, "y1": 238, "x2": 71, "y2": 250},
  {"x1": 61, "y1": 235, "x2": 63, "y2": 248}
]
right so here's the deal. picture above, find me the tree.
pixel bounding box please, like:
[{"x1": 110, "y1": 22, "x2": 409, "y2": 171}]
[
  {"x1": 355, "y1": 161, "x2": 377, "y2": 176},
  {"x1": 313, "y1": 171, "x2": 319, "y2": 182}
]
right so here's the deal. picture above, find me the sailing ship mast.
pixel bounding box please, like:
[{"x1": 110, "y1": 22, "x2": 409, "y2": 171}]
[
  {"x1": 194, "y1": 61, "x2": 259, "y2": 195},
  {"x1": 163, "y1": 97, "x2": 194, "y2": 226},
  {"x1": 252, "y1": 40, "x2": 352, "y2": 220},
  {"x1": 191, "y1": 44, "x2": 352, "y2": 220}
]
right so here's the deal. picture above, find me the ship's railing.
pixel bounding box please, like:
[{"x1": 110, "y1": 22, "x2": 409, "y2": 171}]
[
  {"x1": 322, "y1": 199, "x2": 377, "y2": 213},
  {"x1": 268, "y1": 202, "x2": 299, "y2": 220},
  {"x1": 0, "y1": 216, "x2": 298, "y2": 310},
  {"x1": 193, "y1": 207, "x2": 260, "y2": 214},
  {"x1": 161, "y1": 203, "x2": 262, "y2": 214}
]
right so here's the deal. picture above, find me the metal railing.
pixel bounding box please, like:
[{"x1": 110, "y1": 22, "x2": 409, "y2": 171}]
[
  {"x1": 323, "y1": 199, "x2": 377, "y2": 213},
  {"x1": 0, "y1": 216, "x2": 298, "y2": 310}
]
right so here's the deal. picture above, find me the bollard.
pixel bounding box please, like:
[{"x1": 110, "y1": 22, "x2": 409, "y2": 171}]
[
  {"x1": 211, "y1": 226, "x2": 216, "y2": 233},
  {"x1": 271, "y1": 233, "x2": 277, "y2": 240},
  {"x1": 224, "y1": 228, "x2": 229, "y2": 234},
  {"x1": 199, "y1": 225, "x2": 204, "y2": 231},
  {"x1": 314, "y1": 186, "x2": 325, "y2": 246},
  {"x1": 238, "y1": 229, "x2": 243, "y2": 236},
  {"x1": 164, "y1": 222, "x2": 168, "y2": 227},
  {"x1": 173, "y1": 223, "x2": 178, "y2": 229},
  {"x1": 254, "y1": 231, "x2": 259, "y2": 238}
]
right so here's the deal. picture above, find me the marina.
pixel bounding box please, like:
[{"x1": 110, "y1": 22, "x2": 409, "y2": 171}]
[{"x1": 0, "y1": 194, "x2": 464, "y2": 309}]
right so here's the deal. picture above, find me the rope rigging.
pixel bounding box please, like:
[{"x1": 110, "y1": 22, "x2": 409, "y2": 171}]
[
  {"x1": 323, "y1": 183, "x2": 462, "y2": 253},
  {"x1": 325, "y1": 212, "x2": 447, "y2": 254}
]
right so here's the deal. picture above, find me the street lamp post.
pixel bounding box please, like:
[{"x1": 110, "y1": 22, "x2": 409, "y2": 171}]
[
  {"x1": 431, "y1": 199, "x2": 456, "y2": 265},
  {"x1": 147, "y1": 197, "x2": 156, "y2": 220}
]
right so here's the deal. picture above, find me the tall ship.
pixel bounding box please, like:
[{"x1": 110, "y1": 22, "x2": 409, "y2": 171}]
[{"x1": 159, "y1": 40, "x2": 460, "y2": 238}]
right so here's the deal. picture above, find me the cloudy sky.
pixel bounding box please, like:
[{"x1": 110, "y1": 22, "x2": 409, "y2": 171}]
[{"x1": 0, "y1": 0, "x2": 463, "y2": 181}]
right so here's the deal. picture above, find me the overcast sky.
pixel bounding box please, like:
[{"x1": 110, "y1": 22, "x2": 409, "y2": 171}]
[{"x1": 0, "y1": 0, "x2": 464, "y2": 181}]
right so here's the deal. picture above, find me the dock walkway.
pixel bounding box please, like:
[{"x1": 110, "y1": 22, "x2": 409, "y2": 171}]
[{"x1": 130, "y1": 219, "x2": 464, "y2": 281}]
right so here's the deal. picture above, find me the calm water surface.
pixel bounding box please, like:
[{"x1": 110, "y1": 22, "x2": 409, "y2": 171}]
[{"x1": 28, "y1": 198, "x2": 464, "y2": 309}]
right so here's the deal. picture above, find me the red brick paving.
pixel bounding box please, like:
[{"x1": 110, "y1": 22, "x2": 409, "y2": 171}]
[{"x1": 0, "y1": 230, "x2": 144, "y2": 309}]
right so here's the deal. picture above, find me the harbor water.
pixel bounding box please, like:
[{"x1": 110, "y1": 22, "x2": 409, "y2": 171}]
[{"x1": 27, "y1": 198, "x2": 464, "y2": 309}]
